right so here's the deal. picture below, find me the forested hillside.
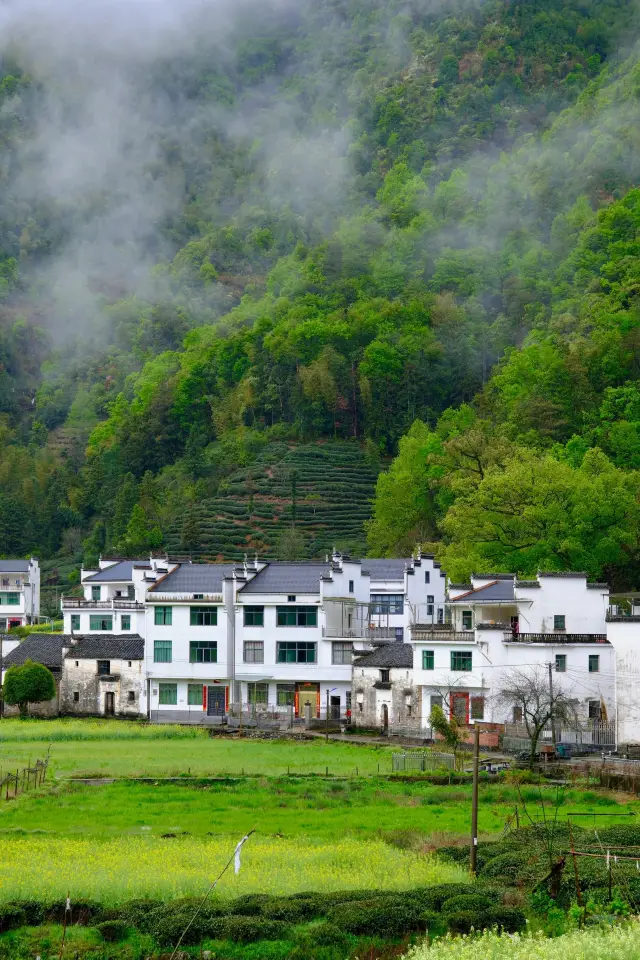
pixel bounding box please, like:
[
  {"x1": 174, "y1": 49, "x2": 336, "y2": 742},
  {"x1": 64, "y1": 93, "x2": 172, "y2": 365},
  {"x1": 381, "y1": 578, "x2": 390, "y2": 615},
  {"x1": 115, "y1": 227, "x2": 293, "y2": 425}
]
[{"x1": 1, "y1": 0, "x2": 640, "y2": 595}]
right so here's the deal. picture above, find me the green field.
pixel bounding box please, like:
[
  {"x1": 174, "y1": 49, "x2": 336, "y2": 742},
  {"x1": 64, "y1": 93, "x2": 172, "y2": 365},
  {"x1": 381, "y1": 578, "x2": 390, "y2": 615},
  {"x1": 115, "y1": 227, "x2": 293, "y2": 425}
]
[{"x1": 408, "y1": 924, "x2": 640, "y2": 960}]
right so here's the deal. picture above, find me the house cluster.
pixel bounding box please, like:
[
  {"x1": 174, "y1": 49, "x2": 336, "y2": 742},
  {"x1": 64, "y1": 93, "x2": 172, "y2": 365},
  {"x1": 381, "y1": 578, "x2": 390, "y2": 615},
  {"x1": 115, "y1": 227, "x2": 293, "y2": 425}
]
[{"x1": 3, "y1": 551, "x2": 640, "y2": 745}]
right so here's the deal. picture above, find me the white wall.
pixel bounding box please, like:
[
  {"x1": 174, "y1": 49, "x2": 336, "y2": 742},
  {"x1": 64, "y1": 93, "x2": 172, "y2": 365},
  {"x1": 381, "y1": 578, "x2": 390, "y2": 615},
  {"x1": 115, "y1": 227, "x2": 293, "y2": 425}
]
[
  {"x1": 607, "y1": 620, "x2": 640, "y2": 744},
  {"x1": 517, "y1": 577, "x2": 608, "y2": 634}
]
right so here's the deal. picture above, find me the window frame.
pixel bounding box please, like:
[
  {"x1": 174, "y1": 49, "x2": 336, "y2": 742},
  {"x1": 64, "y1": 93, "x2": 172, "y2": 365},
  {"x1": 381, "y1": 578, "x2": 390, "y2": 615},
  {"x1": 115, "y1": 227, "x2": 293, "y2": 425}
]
[
  {"x1": 555, "y1": 654, "x2": 567, "y2": 673},
  {"x1": 243, "y1": 606, "x2": 264, "y2": 627},
  {"x1": 190, "y1": 606, "x2": 218, "y2": 626},
  {"x1": 422, "y1": 650, "x2": 434, "y2": 670},
  {"x1": 91, "y1": 586, "x2": 101, "y2": 602},
  {"x1": 588, "y1": 654, "x2": 600, "y2": 673},
  {"x1": 369, "y1": 593, "x2": 404, "y2": 615},
  {"x1": 158, "y1": 682, "x2": 177, "y2": 706},
  {"x1": 248, "y1": 682, "x2": 269, "y2": 706},
  {"x1": 243, "y1": 640, "x2": 264, "y2": 663},
  {"x1": 97, "y1": 660, "x2": 111, "y2": 676},
  {"x1": 380, "y1": 668, "x2": 390, "y2": 684},
  {"x1": 189, "y1": 640, "x2": 218, "y2": 664},
  {"x1": 462, "y1": 610, "x2": 473, "y2": 630},
  {"x1": 154, "y1": 606, "x2": 173, "y2": 626},
  {"x1": 276, "y1": 606, "x2": 318, "y2": 627},
  {"x1": 276, "y1": 641, "x2": 317, "y2": 664},
  {"x1": 70, "y1": 614, "x2": 80, "y2": 632},
  {"x1": 154, "y1": 640, "x2": 173, "y2": 663},
  {"x1": 187, "y1": 683, "x2": 203, "y2": 706},
  {"x1": 554, "y1": 615, "x2": 566, "y2": 631},
  {"x1": 89, "y1": 615, "x2": 113, "y2": 631},
  {"x1": 471, "y1": 696, "x2": 485, "y2": 721},
  {"x1": 451, "y1": 650, "x2": 473, "y2": 672},
  {"x1": 277, "y1": 683, "x2": 295, "y2": 707},
  {"x1": 121, "y1": 614, "x2": 131, "y2": 631},
  {"x1": 331, "y1": 641, "x2": 353, "y2": 665}
]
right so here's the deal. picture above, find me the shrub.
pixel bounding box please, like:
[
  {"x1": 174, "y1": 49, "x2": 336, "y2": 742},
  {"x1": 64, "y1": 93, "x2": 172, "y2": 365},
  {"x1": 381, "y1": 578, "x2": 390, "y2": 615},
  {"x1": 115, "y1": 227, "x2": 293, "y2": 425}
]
[
  {"x1": 260, "y1": 899, "x2": 311, "y2": 922},
  {"x1": 414, "y1": 884, "x2": 477, "y2": 910},
  {"x1": 229, "y1": 893, "x2": 276, "y2": 915},
  {"x1": 115, "y1": 898, "x2": 164, "y2": 928},
  {"x1": 327, "y1": 897, "x2": 424, "y2": 936},
  {"x1": 4, "y1": 901, "x2": 44, "y2": 927},
  {"x1": 447, "y1": 911, "x2": 484, "y2": 935},
  {"x1": 96, "y1": 920, "x2": 129, "y2": 942},
  {"x1": 484, "y1": 906, "x2": 527, "y2": 933},
  {"x1": 442, "y1": 894, "x2": 496, "y2": 914},
  {"x1": 294, "y1": 921, "x2": 350, "y2": 949},
  {"x1": 218, "y1": 917, "x2": 290, "y2": 943},
  {"x1": 597, "y1": 826, "x2": 640, "y2": 847},
  {"x1": 141, "y1": 900, "x2": 227, "y2": 944},
  {"x1": 46, "y1": 899, "x2": 103, "y2": 925},
  {"x1": 0, "y1": 905, "x2": 26, "y2": 933},
  {"x1": 481, "y1": 853, "x2": 522, "y2": 881}
]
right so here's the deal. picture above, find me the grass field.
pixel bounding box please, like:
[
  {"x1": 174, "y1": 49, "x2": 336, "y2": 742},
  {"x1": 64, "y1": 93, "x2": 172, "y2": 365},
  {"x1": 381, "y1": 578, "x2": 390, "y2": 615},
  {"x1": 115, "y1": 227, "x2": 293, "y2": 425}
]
[{"x1": 408, "y1": 924, "x2": 640, "y2": 960}]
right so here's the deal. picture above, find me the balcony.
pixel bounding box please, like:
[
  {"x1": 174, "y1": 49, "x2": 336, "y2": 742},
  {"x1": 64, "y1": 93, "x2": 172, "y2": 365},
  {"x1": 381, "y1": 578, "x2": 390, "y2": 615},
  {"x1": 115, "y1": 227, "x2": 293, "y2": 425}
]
[
  {"x1": 410, "y1": 624, "x2": 471, "y2": 642},
  {"x1": 98, "y1": 673, "x2": 121, "y2": 682},
  {"x1": 150, "y1": 593, "x2": 222, "y2": 603},
  {"x1": 61, "y1": 598, "x2": 145, "y2": 610},
  {"x1": 504, "y1": 632, "x2": 608, "y2": 644},
  {"x1": 323, "y1": 625, "x2": 398, "y2": 641}
]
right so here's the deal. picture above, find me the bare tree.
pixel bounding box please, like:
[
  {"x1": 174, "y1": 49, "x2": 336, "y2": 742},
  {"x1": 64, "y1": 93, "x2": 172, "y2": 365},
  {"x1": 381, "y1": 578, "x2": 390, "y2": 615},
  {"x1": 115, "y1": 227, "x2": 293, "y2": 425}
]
[{"x1": 497, "y1": 667, "x2": 576, "y2": 769}]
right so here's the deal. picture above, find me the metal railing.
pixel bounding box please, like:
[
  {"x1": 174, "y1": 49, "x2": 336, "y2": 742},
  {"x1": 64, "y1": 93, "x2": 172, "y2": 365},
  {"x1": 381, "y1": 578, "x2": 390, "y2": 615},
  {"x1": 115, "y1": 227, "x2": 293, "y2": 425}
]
[
  {"x1": 503, "y1": 720, "x2": 616, "y2": 748},
  {"x1": 410, "y1": 625, "x2": 471, "y2": 642},
  {"x1": 149, "y1": 594, "x2": 222, "y2": 603},
  {"x1": 61, "y1": 598, "x2": 145, "y2": 610},
  {"x1": 0, "y1": 753, "x2": 49, "y2": 800},
  {"x1": 392, "y1": 751, "x2": 457, "y2": 772},
  {"x1": 503, "y1": 632, "x2": 608, "y2": 644}
]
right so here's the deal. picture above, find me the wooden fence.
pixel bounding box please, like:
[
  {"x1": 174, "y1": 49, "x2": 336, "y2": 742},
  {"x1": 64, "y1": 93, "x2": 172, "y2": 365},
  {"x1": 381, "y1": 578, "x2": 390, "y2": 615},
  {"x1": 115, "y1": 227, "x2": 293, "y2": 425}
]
[{"x1": 0, "y1": 752, "x2": 49, "y2": 800}]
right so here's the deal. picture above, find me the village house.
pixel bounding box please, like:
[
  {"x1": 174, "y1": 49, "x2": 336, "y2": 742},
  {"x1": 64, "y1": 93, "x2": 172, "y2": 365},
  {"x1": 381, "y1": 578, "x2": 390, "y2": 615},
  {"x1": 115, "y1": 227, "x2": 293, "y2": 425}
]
[
  {"x1": 60, "y1": 635, "x2": 145, "y2": 717},
  {"x1": 0, "y1": 558, "x2": 40, "y2": 631},
  {"x1": 351, "y1": 644, "x2": 415, "y2": 730},
  {"x1": 1, "y1": 632, "x2": 65, "y2": 716}
]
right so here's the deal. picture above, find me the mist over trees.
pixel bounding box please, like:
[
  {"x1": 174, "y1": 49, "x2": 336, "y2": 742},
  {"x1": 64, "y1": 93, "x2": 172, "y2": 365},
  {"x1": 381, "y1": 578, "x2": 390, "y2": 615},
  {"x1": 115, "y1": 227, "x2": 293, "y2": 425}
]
[{"x1": 0, "y1": 0, "x2": 639, "y2": 585}]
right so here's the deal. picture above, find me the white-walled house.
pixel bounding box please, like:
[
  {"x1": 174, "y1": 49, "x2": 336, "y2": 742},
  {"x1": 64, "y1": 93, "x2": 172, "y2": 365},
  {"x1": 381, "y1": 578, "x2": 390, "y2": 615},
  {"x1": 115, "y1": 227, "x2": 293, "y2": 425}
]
[
  {"x1": 0, "y1": 558, "x2": 40, "y2": 630},
  {"x1": 60, "y1": 635, "x2": 145, "y2": 717},
  {"x1": 411, "y1": 572, "x2": 614, "y2": 730}
]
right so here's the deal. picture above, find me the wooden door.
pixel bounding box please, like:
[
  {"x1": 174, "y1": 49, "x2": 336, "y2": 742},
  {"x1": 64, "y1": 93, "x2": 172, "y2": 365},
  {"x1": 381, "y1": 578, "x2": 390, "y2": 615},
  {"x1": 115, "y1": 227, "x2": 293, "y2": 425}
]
[{"x1": 105, "y1": 692, "x2": 115, "y2": 716}]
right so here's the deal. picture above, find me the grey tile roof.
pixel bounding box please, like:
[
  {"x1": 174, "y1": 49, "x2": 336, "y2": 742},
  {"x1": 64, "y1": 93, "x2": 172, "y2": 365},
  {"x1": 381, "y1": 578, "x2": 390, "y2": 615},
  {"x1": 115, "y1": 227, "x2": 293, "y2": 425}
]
[
  {"x1": 362, "y1": 559, "x2": 409, "y2": 580},
  {"x1": 517, "y1": 580, "x2": 541, "y2": 588},
  {"x1": 450, "y1": 580, "x2": 515, "y2": 602},
  {"x1": 240, "y1": 562, "x2": 330, "y2": 595},
  {"x1": 473, "y1": 573, "x2": 516, "y2": 580},
  {"x1": 538, "y1": 571, "x2": 588, "y2": 578},
  {"x1": 149, "y1": 563, "x2": 235, "y2": 594},
  {"x1": 354, "y1": 644, "x2": 413, "y2": 668},
  {"x1": 83, "y1": 560, "x2": 146, "y2": 582},
  {"x1": 3, "y1": 633, "x2": 66, "y2": 670},
  {"x1": 587, "y1": 583, "x2": 609, "y2": 590},
  {"x1": 64, "y1": 635, "x2": 144, "y2": 660},
  {"x1": 0, "y1": 560, "x2": 30, "y2": 572}
]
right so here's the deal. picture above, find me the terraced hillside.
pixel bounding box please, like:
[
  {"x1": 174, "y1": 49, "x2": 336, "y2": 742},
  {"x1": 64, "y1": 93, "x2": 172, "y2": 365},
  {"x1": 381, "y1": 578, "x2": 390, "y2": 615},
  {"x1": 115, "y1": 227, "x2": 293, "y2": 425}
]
[{"x1": 163, "y1": 442, "x2": 380, "y2": 560}]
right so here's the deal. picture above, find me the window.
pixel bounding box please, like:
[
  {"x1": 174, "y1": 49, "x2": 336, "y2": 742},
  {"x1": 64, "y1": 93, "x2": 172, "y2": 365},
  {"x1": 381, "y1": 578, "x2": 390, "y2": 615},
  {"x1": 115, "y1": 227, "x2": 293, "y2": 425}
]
[
  {"x1": 91, "y1": 586, "x2": 101, "y2": 601},
  {"x1": 395, "y1": 627, "x2": 404, "y2": 642},
  {"x1": 276, "y1": 606, "x2": 317, "y2": 627},
  {"x1": 471, "y1": 696, "x2": 485, "y2": 720},
  {"x1": 0, "y1": 619, "x2": 5, "y2": 630},
  {"x1": 589, "y1": 700, "x2": 602, "y2": 720},
  {"x1": 554, "y1": 615, "x2": 566, "y2": 631},
  {"x1": 244, "y1": 641, "x2": 264, "y2": 663},
  {"x1": 513, "y1": 705, "x2": 523, "y2": 723},
  {"x1": 555, "y1": 654, "x2": 567, "y2": 673},
  {"x1": 128, "y1": 691, "x2": 136, "y2": 703},
  {"x1": 287, "y1": 595, "x2": 296, "y2": 602},
  {"x1": 427, "y1": 594, "x2": 435, "y2": 617},
  {"x1": 190, "y1": 606, "x2": 218, "y2": 626},
  {"x1": 332, "y1": 641, "x2": 353, "y2": 665},
  {"x1": 90, "y1": 615, "x2": 113, "y2": 630},
  {"x1": 188, "y1": 683, "x2": 203, "y2": 706},
  {"x1": 345, "y1": 691, "x2": 352, "y2": 714},
  {"x1": 244, "y1": 606, "x2": 264, "y2": 626},
  {"x1": 249, "y1": 682, "x2": 269, "y2": 705},
  {"x1": 349, "y1": 580, "x2": 354, "y2": 593},
  {"x1": 451, "y1": 650, "x2": 472, "y2": 671},
  {"x1": 277, "y1": 684, "x2": 295, "y2": 707},
  {"x1": 128, "y1": 661, "x2": 132, "y2": 668},
  {"x1": 588, "y1": 654, "x2": 600, "y2": 673},
  {"x1": 437, "y1": 608, "x2": 444, "y2": 624},
  {"x1": 70, "y1": 614, "x2": 80, "y2": 632},
  {"x1": 380, "y1": 668, "x2": 390, "y2": 683},
  {"x1": 422, "y1": 650, "x2": 434, "y2": 670},
  {"x1": 276, "y1": 641, "x2": 317, "y2": 663},
  {"x1": 0, "y1": 593, "x2": 19, "y2": 605},
  {"x1": 425, "y1": 571, "x2": 430, "y2": 584},
  {"x1": 75, "y1": 661, "x2": 79, "y2": 667},
  {"x1": 73, "y1": 691, "x2": 79, "y2": 702},
  {"x1": 370, "y1": 594, "x2": 404, "y2": 615},
  {"x1": 127, "y1": 585, "x2": 135, "y2": 600},
  {"x1": 121, "y1": 615, "x2": 131, "y2": 631},
  {"x1": 159, "y1": 683, "x2": 177, "y2": 705},
  {"x1": 97, "y1": 660, "x2": 111, "y2": 676},
  {"x1": 189, "y1": 641, "x2": 217, "y2": 663},
  {"x1": 155, "y1": 606, "x2": 172, "y2": 626},
  {"x1": 154, "y1": 640, "x2": 172, "y2": 663},
  {"x1": 430, "y1": 695, "x2": 443, "y2": 712},
  {"x1": 462, "y1": 610, "x2": 473, "y2": 630}
]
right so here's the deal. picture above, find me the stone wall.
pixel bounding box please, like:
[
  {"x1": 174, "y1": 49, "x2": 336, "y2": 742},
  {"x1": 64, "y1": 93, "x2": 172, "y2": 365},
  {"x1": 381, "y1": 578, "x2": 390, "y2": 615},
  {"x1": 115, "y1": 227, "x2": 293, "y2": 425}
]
[
  {"x1": 351, "y1": 665, "x2": 418, "y2": 729},
  {"x1": 60, "y1": 658, "x2": 143, "y2": 716}
]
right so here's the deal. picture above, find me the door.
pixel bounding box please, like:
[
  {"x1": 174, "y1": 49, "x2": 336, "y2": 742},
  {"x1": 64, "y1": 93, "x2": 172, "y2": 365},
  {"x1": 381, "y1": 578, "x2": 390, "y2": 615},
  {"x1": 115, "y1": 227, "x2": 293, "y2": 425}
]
[
  {"x1": 450, "y1": 692, "x2": 469, "y2": 724},
  {"x1": 207, "y1": 686, "x2": 226, "y2": 716},
  {"x1": 297, "y1": 684, "x2": 318, "y2": 718},
  {"x1": 381, "y1": 703, "x2": 389, "y2": 732},
  {"x1": 330, "y1": 695, "x2": 341, "y2": 720},
  {"x1": 105, "y1": 692, "x2": 115, "y2": 716}
]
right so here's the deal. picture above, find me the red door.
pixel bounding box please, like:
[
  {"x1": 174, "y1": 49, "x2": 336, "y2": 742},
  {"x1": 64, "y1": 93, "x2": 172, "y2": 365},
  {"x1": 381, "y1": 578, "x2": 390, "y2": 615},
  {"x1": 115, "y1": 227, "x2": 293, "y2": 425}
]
[{"x1": 450, "y1": 693, "x2": 469, "y2": 724}]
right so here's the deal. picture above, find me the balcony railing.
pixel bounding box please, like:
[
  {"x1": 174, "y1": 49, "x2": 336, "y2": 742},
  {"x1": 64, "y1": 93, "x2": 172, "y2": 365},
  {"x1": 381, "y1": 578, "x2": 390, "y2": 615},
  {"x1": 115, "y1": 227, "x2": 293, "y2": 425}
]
[
  {"x1": 323, "y1": 625, "x2": 397, "y2": 640},
  {"x1": 61, "y1": 598, "x2": 145, "y2": 610},
  {"x1": 410, "y1": 624, "x2": 471, "y2": 642},
  {"x1": 149, "y1": 594, "x2": 222, "y2": 603},
  {"x1": 504, "y1": 632, "x2": 608, "y2": 644}
]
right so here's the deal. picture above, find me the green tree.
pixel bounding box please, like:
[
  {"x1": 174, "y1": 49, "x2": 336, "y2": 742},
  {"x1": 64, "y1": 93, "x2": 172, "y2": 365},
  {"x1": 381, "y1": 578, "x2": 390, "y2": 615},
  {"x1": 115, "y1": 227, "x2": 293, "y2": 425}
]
[
  {"x1": 429, "y1": 704, "x2": 463, "y2": 765},
  {"x1": 3, "y1": 660, "x2": 56, "y2": 716}
]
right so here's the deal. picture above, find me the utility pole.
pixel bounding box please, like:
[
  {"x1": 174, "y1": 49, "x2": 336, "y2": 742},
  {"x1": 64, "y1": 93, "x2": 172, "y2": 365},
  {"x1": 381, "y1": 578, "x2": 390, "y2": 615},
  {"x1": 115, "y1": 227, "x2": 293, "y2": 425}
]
[
  {"x1": 548, "y1": 661, "x2": 557, "y2": 750},
  {"x1": 470, "y1": 722, "x2": 480, "y2": 875}
]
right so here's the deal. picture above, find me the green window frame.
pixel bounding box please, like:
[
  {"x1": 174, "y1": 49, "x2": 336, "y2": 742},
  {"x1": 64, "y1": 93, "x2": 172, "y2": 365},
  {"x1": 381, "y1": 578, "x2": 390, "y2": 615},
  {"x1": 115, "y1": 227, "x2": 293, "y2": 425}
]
[
  {"x1": 91, "y1": 586, "x2": 101, "y2": 601},
  {"x1": 451, "y1": 650, "x2": 472, "y2": 672},
  {"x1": 0, "y1": 592, "x2": 20, "y2": 605},
  {"x1": 555, "y1": 654, "x2": 567, "y2": 673},
  {"x1": 190, "y1": 607, "x2": 218, "y2": 626},
  {"x1": 189, "y1": 641, "x2": 217, "y2": 663},
  {"x1": 158, "y1": 683, "x2": 177, "y2": 706},
  {"x1": 154, "y1": 606, "x2": 172, "y2": 626},
  {"x1": 276, "y1": 641, "x2": 317, "y2": 663},
  {"x1": 588, "y1": 654, "x2": 600, "y2": 673},
  {"x1": 154, "y1": 640, "x2": 172, "y2": 663},
  {"x1": 244, "y1": 606, "x2": 264, "y2": 626},
  {"x1": 121, "y1": 614, "x2": 131, "y2": 630},
  {"x1": 276, "y1": 606, "x2": 317, "y2": 627},
  {"x1": 187, "y1": 683, "x2": 203, "y2": 706},
  {"x1": 90, "y1": 615, "x2": 113, "y2": 630},
  {"x1": 422, "y1": 650, "x2": 434, "y2": 670},
  {"x1": 277, "y1": 684, "x2": 295, "y2": 707},
  {"x1": 554, "y1": 615, "x2": 566, "y2": 631},
  {"x1": 248, "y1": 682, "x2": 269, "y2": 705},
  {"x1": 70, "y1": 614, "x2": 80, "y2": 632}
]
